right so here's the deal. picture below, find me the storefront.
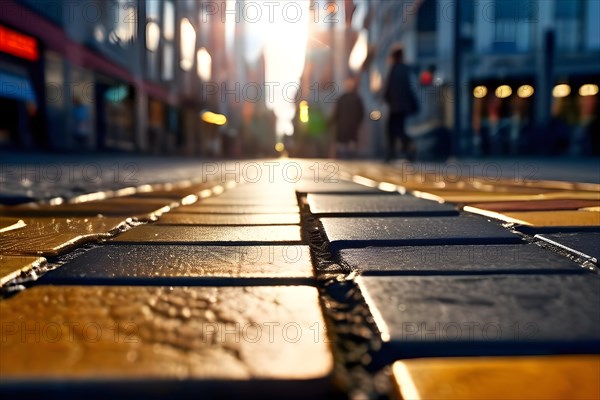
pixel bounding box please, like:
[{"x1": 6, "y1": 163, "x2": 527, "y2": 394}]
[{"x1": 0, "y1": 23, "x2": 47, "y2": 149}]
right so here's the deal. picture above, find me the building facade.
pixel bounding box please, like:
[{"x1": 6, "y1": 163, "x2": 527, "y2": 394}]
[
  {"x1": 0, "y1": 0, "x2": 231, "y2": 155},
  {"x1": 357, "y1": 0, "x2": 600, "y2": 157}
]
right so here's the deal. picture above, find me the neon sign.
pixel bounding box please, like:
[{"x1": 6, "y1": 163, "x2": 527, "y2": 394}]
[{"x1": 0, "y1": 25, "x2": 39, "y2": 61}]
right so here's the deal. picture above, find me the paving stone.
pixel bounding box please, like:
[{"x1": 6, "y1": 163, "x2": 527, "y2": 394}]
[
  {"x1": 320, "y1": 216, "x2": 523, "y2": 250},
  {"x1": 112, "y1": 225, "x2": 302, "y2": 244},
  {"x1": 0, "y1": 285, "x2": 333, "y2": 393},
  {"x1": 307, "y1": 194, "x2": 457, "y2": 216},
  {"x1": 357, "y1": 274, "x2": 600, "y2": 362},
  {"x1": 0, "y1": 217, "x2": 129, "y2": 256},
  {"x1": 417, "y1": 191, "x2": 600, "y2": 204},
  {"x1": 536, "y1": 232, "x2": 600, "y2": 263},
  {"x1": 0, "y1": 198, "x2": 173, "y2": 219},
  {"x1": 391, "y1": 355, "x2": 600, "y2": 400},
  {"x1": 130, "y1": 183, "x2": 215, "y2": 199},
  {"x1": 0, "y1": 255, "x2": 46, "y2": 286},
  {"x1": 339, "y1": 244, "x2": 584, "y2": 275},
  {"x1": 157, "y1": 213, "x2": 300, "y2": 226},
  {"x1": 466, "y1": 208, "x2": 600, "y2": 227},
  {"x1": 295, "y1": 180, "x2": 384, "y2": 194},
  {"x1": 200, "y1": 197, "x2": 299, "y2": 206},
  {"x1": 466, "y1": 199, "x2": 600, "y2": 212},
  {"x1": 0, "y1": 193, "x2": 35, "y2": 205},
  {"x1": 502, "y1": 210, "x2": 600, "y2": 226},
  {"x1": 172, "y1": 205, "x2": 300, "y2": 214},
  {"x1": 41, "y1": 245, "x2": 313, "y2": 284}
]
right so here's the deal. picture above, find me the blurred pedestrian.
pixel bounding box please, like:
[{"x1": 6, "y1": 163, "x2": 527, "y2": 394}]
[
  {"x1": 383, "y1": 44, "x2": 419, "y2": 162},
  {"x1": 330, "y1": 77, "x2": 364, "y2": 159},
  {"x1": 73, "y1": 96, "x2": 92, "y2": 149}
]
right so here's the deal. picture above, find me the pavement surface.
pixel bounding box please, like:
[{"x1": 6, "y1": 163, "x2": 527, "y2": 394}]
[{"x1": 1, "y1": 154, "x2": 599, "y2": 399}]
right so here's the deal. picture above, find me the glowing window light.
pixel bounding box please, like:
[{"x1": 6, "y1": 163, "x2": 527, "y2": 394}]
[
  {"x1": 495, "y1": 85, "x2": 512, "y2": 99},
  {"x1": 201, "y1": 111, "x2": 227, "y2": 126},
  {"x1": 197, "y1": 47, "x2": 212, "y2": 81},
  {"x1": 299, "y1": 100, "x2": 309, "y2": 123},
  {"x1": 349, "y1": 29, "x2": 368, "y2": 72},
  {"x1": 146, "y1": 22, "x2": 160, "y2": 52},
  {"x1": 553, "y1": 84, "x2": 571, "y2": 98},
  {"x1": 473, "y1": 85, "x2": 487, "y2": 98},
  {"x1": 517, "y1": 85, "x2": 534, "y2": 98},
  {"x1": 579, "y1": 84, "x2": 599, "y2": 97},
  {"x1": 370, "y1": 110, "x2": 381, "y2": 120},
  {"x1": 180, "y1": 18, "x2": 196, "y2": 71}
]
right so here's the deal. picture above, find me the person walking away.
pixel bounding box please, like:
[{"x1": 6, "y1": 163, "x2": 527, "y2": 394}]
[
  {"x1": 331, "y1": 77, "x2": 364, "y2": 159},
  {"x1": 384, "y1": 44, "x2": 419, "y2": 162},
  {"x1": 73, "y1": 96, "x2": 92, "y2": 149}
]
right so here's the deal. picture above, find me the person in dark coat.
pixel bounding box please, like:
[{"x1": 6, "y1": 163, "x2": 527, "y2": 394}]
[
  {"x1": 384, "y1": 44, "x2": 419, "y2": 161},
  {"x1": 331, "y1": 77, "x2": 364, "y2": 158}
]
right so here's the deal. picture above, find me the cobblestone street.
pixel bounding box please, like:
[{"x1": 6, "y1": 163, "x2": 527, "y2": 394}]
[{"x1": 1, "y1": 156, "x2": 599, "y2": 399}]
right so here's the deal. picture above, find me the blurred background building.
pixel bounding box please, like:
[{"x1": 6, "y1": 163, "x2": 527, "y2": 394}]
[
  {"x1": 1, "y1": 0, "x2": 598, "y2": 158},
  {"x1": 354, "y1": 0, "x2": 600, "y2": 158},
  {"x1": 0, "y1": 0, "x2": 275, "y2": 156}
]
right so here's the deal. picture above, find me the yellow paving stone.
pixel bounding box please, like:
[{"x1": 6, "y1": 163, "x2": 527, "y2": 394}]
[
  {"x1": 0, "y1": 285, "x2": 333, "y2": 382},
  {"x1": 0, "y1": 255, "x2": 46, "y2": 286},
  {"x1": 172, "y1": 204, "x2": 300, "y2": 214},
  {"x1": 502, "y1": 210, "x2": 600, "y2": 227},
  {"x1": 391, "y1": 355, "x2": 600, "y2": 400},
  {"x1": 157, "y1": 213, "x2": 301, "y2": 226},
  {"x1": 0, "y1": 198, "x2": 173, "y2": 219},
  {"x1": 199, "y1": 197, "x2": 299, "y2": 206},
  {"x1": 465, "y1": 208, "x2": 600, "y2": 227},
  {"x1": 465, "y1": 199, "x2": 600, "y2": 212},
  {"x1": 112, "y1": 225, "x2": 302, "y2": 244},
  {"x1": 416, "y1": 190, "x2": 600, "y2": 204},
  {"x1": 0, "y1": 217, "x2": 128, "y2": 256},
  {"x1": 130, "y1": 183, "x2": 216, "y2": 199},
  {"x1": 0, "y1": 217, "x2": 26, "y2": 233}
]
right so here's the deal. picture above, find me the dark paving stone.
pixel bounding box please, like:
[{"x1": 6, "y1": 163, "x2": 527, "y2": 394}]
[
  {"x1": 536, "y1": 232, "x2": 600, "y2": 263},
  {"x1": 357, "y1": 275, "x2": 600, "y2": 364},
  {"x1": 40, "y1": 245, "x2": 313, "y2": 285},
  {"x1": 112, "y1": 225, "x2": 302, "y2": 244},
  {"x1": 295, "y1": 180, "x2": 384, "y2": 194},
  {"x1": 339, "y1": 244, "x2": 585, "y2": 275},
  {"x1": 307, "y1": 194, "x2": 457, "y2": 216},
  {"x1": 0, "y1": 193, "x2": 35, "y2": 205},
  {"x1": 320, "y1": 215, "x2": 523, "y2": 250}
]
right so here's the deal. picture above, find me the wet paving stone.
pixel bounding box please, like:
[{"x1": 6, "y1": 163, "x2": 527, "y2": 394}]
[
  {"x1": 200, "y1": 197, "x2": 299, "y2": 206},
  {"x1": 320, "y1": 215, "x2": 523, "y2": 250},
  {"x1": 391, "y1": 355, "x2": 600, "y2": 400},
  {"x1": 295, "y1": 180, "x2": 384, "y2": 194},
  {"x1": 0, "y1": 285, "x2": 333, "y2": 394},
  {"x1": 0, "y1": 255, "x2": 46, "y2": 286},
  {"x1": 0, "y1": 198, "x2": 174, "y2": 219},
  {"x1": 112, "y1": 225, "x2": 302, "y2": 244},
  {"x1": 307, "y1": 194, "x2": 457, "y2": 216},
  {"x1": 0, "y1": 217, "x2": 129, "y2": 256},
  {"x1": 157, "y1": 213, "x2": 300, "y2": 226},
  {"x1": 338, "y1": 244, "x2": 584, "y2": 275},
  {"x1": 172, "y1": 205, "x2": 300, "y2": 215},
  {"x1": 40, "y1": 245, "x2": 313, "y2": 284},
  {"x1": 357, "y1": 274, "x2": 600, "y2": 363},
  {"x1": 466, "y1": 199, "x2": 600, "y2": 212},
  {"x1": 536, "y1": 232, "x2": 600, "y2": 263}
]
